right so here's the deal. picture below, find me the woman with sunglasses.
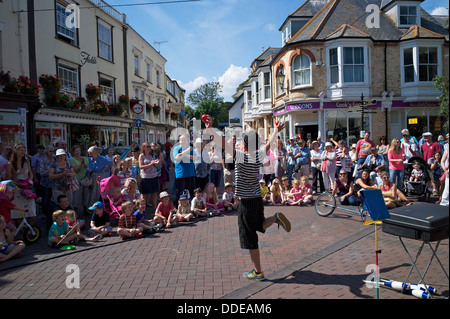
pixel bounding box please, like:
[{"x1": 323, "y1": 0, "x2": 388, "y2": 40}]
[
  {"x1": 379, "y1": 171, "x2": 412, "y2": 209},
  {"x1": 332, "y1": 169, "x2": 359, "y2": 206}
]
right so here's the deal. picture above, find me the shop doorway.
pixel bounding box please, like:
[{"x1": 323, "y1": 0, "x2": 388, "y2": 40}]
[{"x1": 295, "y1": 125, "x2": 319, "y2": 142}]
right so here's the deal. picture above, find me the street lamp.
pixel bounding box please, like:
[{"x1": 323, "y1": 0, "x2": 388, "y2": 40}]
[{"x1": 276, "y1": 67, "x2": 285, "y2": 89}]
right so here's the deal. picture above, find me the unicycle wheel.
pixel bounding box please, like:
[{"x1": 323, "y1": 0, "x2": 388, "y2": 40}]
[{"x1": 314, "y1": 192, "x2": 336, "y2": 217}]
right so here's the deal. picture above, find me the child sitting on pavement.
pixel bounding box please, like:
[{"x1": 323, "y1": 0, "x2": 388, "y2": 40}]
[
  {"x1": 88, "y1": 201, "x2": 113, "y2": 238},
  {"x1": 260, "y1": 180, "x2": 270, "y2": 205},
  {"x1": 270, "y1": 178, "x2": 284, "y2": 206},
  {"x1": 299, "y1": 175, "x2": 313, "y2": 205},
  {"x1": 66, "y1": 210, "x2": 100, "y2": 242},
  {"x1": 48, "y1": 210, "x2": 78, "y2": 248},
  {"x1": 287, "y1": 179, "x2": 303, "y2": 206},
  {"x1": 191, "y1": 188, "x2": 210, "y2": 218},
  {"x1": 153, "y1": 191, "x2": 177, "y2": 228},
  {"x1": 133, "y1": 198, "x2": 156, "y2": 233},
  {"x1": 0, "y1": 215, "x2": 26, "y2": 264},
  {"x1": 222, "y1": 182, "x2": 238, "y2": 211},
  {"x1": 176, "y1": 194, "x2": 194, "y2": 222},
  {"x1": 117, "y1": 201, "x2": 143, "y2": 240},
  {"x1": 203, "y1": 182, "x2": 224, "y2": 215}
]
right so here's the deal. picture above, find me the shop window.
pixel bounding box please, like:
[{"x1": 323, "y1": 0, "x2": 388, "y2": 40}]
[
  {"x1": 325, "y1": 110, "x2": 370, "y2": 146},
  {"x1": 36, "y1": 122, "x2": 67, "y2": 149},
  {"x1": 348, "y1": 112, "x2": 370, "y2": 145},
  {"x1": 325, "y1": 110, "x2": 347, "y2": 141},
  {"x1": 406, "y1": 109, "x2": 427, "y2": 140}
]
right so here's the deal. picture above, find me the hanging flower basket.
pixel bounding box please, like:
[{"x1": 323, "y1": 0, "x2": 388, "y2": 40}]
[
  {"x1": 89, "y1": 100, "x2": 109, "y2": 116},
  {"x1": 152, "y1": 104, "x2": 161, "y2": 113},
  {"x1": 73, "y1": 97, "x2": 87, "y2": 111},
  {"x1": 39, "y1": 74, "x2": 62, "y2": 93},
  {"x1": 85, "y1": 83, "x2": 101, "y2": 101},
  {"x1": 118, "y1": 94, "x2": 130, "y2": 106},
  {"x1": 2, "y1": 75, "x2": 40, "y2": 96},
  {"x1": 109, "y1": 102, "x2": 124, "y2": 116},
  {"x1": 170, "y1": 112, "x2": 178, "y2": 120}
]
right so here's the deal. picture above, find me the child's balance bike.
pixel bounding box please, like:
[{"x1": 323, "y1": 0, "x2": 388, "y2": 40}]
[{"x1": 14, "y1": 211, "x2": 41, "y2": 244}]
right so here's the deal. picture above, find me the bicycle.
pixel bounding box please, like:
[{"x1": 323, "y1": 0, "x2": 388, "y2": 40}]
[
  {"x1": 314, "y1": 192, "x2": 369, "y2": 223},
  {"x1": 14, "y1": 211, "x2": 41, "y2": 244}
]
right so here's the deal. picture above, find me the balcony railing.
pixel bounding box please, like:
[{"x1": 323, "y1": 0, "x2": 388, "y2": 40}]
[{"x1": 87, "y1": 0, "x2": 127, "y2": 24}]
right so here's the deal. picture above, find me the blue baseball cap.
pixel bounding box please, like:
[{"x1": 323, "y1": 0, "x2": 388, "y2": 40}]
[{"x1": 89, "y1": 201, "x2": 104, "y2": 210}]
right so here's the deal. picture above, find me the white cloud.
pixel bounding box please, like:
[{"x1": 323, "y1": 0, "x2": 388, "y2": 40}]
[
  {"x1": 178, "y1": 76, "x2": 209, "y2": 96},
  {"x1": 430, "y1": 7, "x2": 449, "y2": 15},
  {"x1": 218, "y1": 65, "x2": 249, "y2": 101},
  {"x1": 179, "y1": 65, "x2": 249, "y2": 103}
]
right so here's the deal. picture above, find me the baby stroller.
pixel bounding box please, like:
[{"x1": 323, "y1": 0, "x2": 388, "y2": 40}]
[
  {"x1": 98, "y1": 175, "x2": 122, "y2": 225},
  {"x1": 403, "y1": 156, "x2": 432, "y2": 202}
]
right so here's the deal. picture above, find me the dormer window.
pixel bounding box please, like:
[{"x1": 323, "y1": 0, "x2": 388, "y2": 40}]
[
  {"x1": 382, "y1": 2, "x2": 421, "y2": 28},
  {"x1": 399, "y1": 6, "x2": 418, "y2": 27}
]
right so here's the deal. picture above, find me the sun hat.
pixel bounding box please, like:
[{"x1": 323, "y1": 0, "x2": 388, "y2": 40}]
[
  {"x1": 160, "y1": 191, "x2": 170, "y2": 199},
  {"x1": 325, "y1": 142, "x2": 333, "y2": 147},
  {"x1": 55, "y1": 149, "x2": 67, "y2": 157}
]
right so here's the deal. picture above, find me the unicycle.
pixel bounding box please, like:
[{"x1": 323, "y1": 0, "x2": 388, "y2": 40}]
[{"x1": 314, "y1": 192, "x2": 368, "y2": 222}]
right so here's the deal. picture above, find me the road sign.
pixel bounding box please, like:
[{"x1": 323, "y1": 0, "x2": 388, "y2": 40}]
[
  {"x1": 181, "y1": 110, "x2": 186, "y2": 117},
  {"x1": 131, "y1": 103, "x2": 144, "y2": 115},
  {"x1": 135, "y1": 119, "x2": 141, "y2": 128}
]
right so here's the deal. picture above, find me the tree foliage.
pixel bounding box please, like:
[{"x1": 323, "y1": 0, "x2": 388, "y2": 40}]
[
  {"x1": 434, "y1": 75, "x2": 449, "y2": 131},
  {"x1": 185, "y1": 82, "x2": 230, "y2": 127},
  {"x1": 186, "y1": 82, "x2": 224, "y2": 106}
]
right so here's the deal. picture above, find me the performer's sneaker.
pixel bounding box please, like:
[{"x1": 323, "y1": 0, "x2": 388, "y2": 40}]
[
  {"x1": 275, "y1": 212, "x2": 291, "y2": 232},
  {"x1": 243, "y1": 269, "x2": 265, "y2": 281}
]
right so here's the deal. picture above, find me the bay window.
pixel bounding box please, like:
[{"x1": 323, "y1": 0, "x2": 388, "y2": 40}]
[
  {"x1": 343, "y1": 47, "x2": 364, "y2": 83},
  {"x1": 327, "y1": 42, "x2": 370, "y2": 98},
  {"x1": 401, "y1": 44, "x2": 441, "y2": 85}
]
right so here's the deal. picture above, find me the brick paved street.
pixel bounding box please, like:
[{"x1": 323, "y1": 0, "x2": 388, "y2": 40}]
[{"x1": 1, "y1": 196, "x2": 448, "y2": 303}]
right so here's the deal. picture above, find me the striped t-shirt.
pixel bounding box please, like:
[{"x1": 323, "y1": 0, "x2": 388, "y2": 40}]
[{"x1": 234, "y1": 148, "x2": 266, "y2": 198}]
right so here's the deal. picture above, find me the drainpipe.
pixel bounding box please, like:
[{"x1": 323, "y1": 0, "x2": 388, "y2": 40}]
[{"x1": 384, "y1": 41, "x2": 389, "y2": 140}]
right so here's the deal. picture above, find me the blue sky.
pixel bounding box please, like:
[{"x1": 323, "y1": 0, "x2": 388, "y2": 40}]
[{"x1": 108, "y1": 0, "x2": 448, "y2": 102}]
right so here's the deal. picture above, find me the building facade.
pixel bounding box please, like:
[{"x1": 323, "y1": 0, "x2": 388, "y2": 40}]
[
  {"x1": 0, "y1": 0, "x2": 185, "y2": 153},
  {"x1": 241, "y1": 0, "x2": 448, "y2": 146},
  {"x1": 272, "y1": 0, "x2": 448, "y2": 145}
]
